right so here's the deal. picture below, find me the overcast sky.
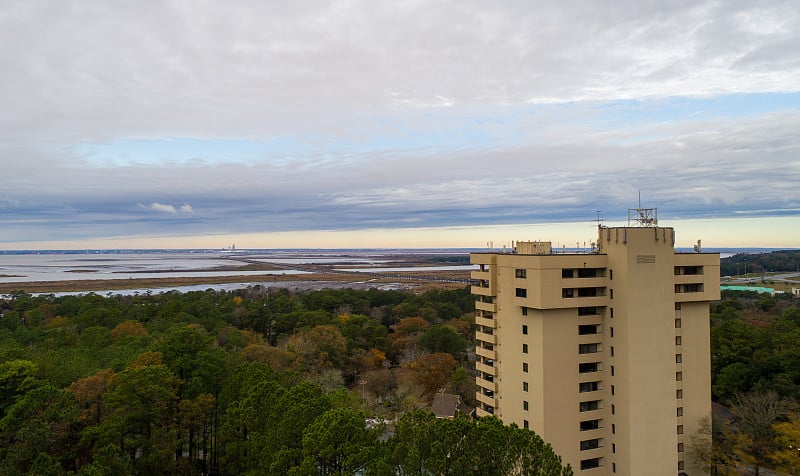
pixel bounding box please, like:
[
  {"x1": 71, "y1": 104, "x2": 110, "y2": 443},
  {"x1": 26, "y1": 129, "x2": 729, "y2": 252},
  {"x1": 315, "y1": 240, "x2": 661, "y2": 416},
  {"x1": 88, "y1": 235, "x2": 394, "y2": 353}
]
[{"x1": 1, "y1": 0, "x2": 799, "y2": 249}]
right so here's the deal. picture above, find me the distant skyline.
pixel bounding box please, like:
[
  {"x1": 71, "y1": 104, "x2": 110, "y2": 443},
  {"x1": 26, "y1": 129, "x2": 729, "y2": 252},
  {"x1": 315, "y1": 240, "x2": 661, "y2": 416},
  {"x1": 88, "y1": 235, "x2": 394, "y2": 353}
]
[{"x1": 1, "y1": 1, "x2": 799, "y2": 249}]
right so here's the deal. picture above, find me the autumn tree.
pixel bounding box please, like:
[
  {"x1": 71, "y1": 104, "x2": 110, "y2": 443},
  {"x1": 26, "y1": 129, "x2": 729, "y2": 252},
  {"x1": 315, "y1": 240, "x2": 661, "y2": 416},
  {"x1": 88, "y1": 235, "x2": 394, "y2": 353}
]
[
  {"x1": 69, "y1": 368, "x2": 115, "y2": 426},
  {"x1": 405, "y1": 352, "x2": 458, "y2": 397},
  {"x1": 285, "y1": 325, "x2": 348, "y2": 372},
  {"x1": 390, "y1": 317, "x2": 430, "y2": 362},
  {"x1": 771, "y1": 412, "x2": 800, "y2": 475}
]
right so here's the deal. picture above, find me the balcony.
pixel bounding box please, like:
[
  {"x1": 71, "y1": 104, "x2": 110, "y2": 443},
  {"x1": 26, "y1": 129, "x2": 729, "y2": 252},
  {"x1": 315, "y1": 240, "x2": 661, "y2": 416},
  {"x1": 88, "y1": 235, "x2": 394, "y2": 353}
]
[
  {"x1": 562, "y1": 296, "x2": 608, "y2": 308},
  {"x1": 476, "y1": 376, "x2": 497, "y2": 392},
  {"x1": 476, "y1": 392, "x2": 497, "y2": 407},
  {"x1": 476, "y1": 331, "x2": 497, "y2": 345},
  {"x1": 472, "y1": 285, "x2": 494, "y2": 297},
  {"x1": 476, "y1": 362, "x2": 496, "y2": 375},
  {"x1": 476, "y1": 346, "x2": 496, "y2": 360},
  {"x1": 471, "y1": 270, "x2": 491, "y2": 281},
  {"x1": 475, "y1": 300, "x2": 497, "y2": 313},
  {"x1": 674, "y1": 273, "x2": 704, "y2": 285},
  {"x1": 475, "y1": 316, "x2": 496, "y2": 328}
]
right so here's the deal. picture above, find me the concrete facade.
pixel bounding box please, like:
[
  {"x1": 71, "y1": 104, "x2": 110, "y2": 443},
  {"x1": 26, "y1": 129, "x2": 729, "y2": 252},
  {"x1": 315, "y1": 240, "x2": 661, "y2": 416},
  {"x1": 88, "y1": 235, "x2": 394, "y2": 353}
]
[{"x1": 471, "y1": 225, "x2": 719, "y2": 475}]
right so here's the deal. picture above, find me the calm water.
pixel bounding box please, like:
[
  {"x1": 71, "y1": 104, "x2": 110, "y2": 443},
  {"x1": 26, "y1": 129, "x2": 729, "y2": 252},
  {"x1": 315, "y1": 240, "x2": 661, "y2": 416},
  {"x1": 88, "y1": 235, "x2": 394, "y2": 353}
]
[
  {"x1": 0, "y1": 249, "x2": 468, "y2": 285},
  {"x1": 0, "y1": 253, "x2": 310, "y2": 284},
  {"x1": 0, "y1": 247, "x2": 783, "y2": 292}
]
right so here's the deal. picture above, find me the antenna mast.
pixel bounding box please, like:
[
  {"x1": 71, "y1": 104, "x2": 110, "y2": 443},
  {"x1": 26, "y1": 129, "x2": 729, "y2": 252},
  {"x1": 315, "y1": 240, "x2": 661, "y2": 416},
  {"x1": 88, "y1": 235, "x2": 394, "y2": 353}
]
[{"x1": 628, "y1": 192, "x2": 658, "y2": 227}]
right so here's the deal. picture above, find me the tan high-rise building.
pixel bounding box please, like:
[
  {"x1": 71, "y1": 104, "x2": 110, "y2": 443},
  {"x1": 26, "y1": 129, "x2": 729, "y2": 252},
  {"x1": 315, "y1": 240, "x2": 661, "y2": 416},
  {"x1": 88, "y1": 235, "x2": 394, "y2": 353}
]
[{"x1": 471, "y1": 221, "x2": 719, "y2": 475}]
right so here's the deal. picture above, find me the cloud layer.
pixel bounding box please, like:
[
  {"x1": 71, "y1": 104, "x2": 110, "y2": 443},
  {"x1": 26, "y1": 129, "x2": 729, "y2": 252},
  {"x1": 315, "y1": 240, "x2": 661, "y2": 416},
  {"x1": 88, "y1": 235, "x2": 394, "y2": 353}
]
[{"x1": 0, "y1": 0, "x2": 799, "y2": 245}]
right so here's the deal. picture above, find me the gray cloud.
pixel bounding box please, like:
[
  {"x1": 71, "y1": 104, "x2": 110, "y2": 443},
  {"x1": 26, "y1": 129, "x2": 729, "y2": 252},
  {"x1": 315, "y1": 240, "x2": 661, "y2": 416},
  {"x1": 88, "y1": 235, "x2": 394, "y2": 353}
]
[{"x1": 0, "y1": 0, "x2": 798, "y2": 244}]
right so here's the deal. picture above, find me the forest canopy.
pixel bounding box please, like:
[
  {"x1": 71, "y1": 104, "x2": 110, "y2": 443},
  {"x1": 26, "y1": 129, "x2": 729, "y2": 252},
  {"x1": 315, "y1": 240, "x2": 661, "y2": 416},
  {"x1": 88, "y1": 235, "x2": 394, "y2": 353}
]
[{"x1": 0, "y1": 286, "x2": 571, "y2": 476}]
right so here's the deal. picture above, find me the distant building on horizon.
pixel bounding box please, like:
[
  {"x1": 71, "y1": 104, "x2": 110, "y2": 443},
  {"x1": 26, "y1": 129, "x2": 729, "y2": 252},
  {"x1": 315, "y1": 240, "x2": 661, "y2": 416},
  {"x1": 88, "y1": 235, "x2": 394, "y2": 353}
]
[{"x1": 471, "y1": 214, "x2": 719, "y2": 475}]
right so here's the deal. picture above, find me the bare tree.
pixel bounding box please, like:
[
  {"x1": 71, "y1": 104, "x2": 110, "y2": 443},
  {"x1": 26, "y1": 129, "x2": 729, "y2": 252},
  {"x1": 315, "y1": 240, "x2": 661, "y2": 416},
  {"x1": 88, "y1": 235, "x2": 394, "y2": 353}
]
[
  {"x1": 731, "y1": 391, "x2": 790, "y2": 476},
  {"x1": 689, "y1": 415, "x2": 736, "y2": 476}
]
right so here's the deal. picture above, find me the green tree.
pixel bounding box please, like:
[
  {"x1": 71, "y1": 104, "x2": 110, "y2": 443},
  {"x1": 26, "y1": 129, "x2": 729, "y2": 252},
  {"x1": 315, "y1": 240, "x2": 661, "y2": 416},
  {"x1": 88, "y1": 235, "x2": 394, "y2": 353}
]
[
  {"x1": 292, "y1": 407, "x2": 379, "y2": 476},
  {"x1": 419, "y1": 325, "x2": 467, "y2": 359},
  {"x1": 89, "y1": 354, "x2": 182, "y2": 475},
  {"x1": 0, "y1": 385, "x2": 79, "y2": 475},
  {"x1": 0, "y1": 359, "x2": 43, "y2": 419},
  {"x1": 75, "y1": 444, "x2": 133, "y2": 476},
  {"x1": 388, "y1": 409, "x2": 437, "y2": 475}
]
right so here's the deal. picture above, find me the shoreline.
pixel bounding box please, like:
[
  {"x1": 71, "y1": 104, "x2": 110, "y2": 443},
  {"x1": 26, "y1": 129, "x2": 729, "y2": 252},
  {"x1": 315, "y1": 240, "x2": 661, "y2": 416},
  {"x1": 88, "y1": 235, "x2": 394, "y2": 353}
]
[{"x1": 0, "y1": 269, "x2": 472, "y2": 294}]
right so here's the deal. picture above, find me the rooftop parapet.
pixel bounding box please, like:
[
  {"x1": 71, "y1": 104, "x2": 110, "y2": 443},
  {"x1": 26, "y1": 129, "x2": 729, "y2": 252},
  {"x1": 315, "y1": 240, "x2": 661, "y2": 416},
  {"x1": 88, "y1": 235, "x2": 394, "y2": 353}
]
[{"x1": 514, "y1": 241, "x2": 552, "y2": 255}]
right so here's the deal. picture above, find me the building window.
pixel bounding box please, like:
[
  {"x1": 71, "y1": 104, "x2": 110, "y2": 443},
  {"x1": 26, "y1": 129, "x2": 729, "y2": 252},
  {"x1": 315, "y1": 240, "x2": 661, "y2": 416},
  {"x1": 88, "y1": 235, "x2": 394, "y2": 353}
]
[
  {"x1": 523, "y1": 382, "x2": 529, "y2": 392},
  {"x1": 522, "y1": 307, "x2": 528, "y2": 316},
  {"x1": 612, "y1": 443, "x2": 615, "y2": 453},
  {"x1": 523, "y1": 401, "x2": 529, "y2": 411},
  {"x1": 610, "y1": 327, "x2": 614, "y2": 338},
  {"x1": 611, "y1": 424, "x2": 616, "y2": 434},
  {"x1": 611, "y1": 404, "x2": 615, "y2": 415},
  {"x1": 610, "y1": 346, "x2": 615, "y2": 357},
  {"x1": 580, "y1": 419, "x2": 601, "y2": 431},
  {"x1": 579, "y1": 306, "x2": 599, "y2": 316},
  {"x1": 675, "y1": 336, "x2": 682, "y2": 346},
  {"x1": 678, "y1": 461, "x2": 684, "y2": 471},
  {"x1": 523, "y1": 343, "x2": 528, "y2": 354},
  {"x1": 579, "y1": 362, "x2": 599, "y2": 373},
  {"x1": 580, "y1": 400, "x2": 600, "y2": 412},
  {"x1": 675, "y1": 302, "x2": 682, "y2": 310},
  {"x1": 523, "y1": 362, "x2": 529, "y2": 373},
  {"x1": 562, "y1": 288, "x2": 575, "y2": 298},
  {"x1": 677, "y1": 407, "x2": 683, "y2": 417},
  {"x1": 579, "y1": 343, "x2": 600, "y2": 354},
  {"x1": 579, "y1": 381, "x2": 600, "y2": 393},
  {"x1": 562, "y1": 269, "x2": 574, "y2": 278},
  {"x1": 580, "y1": 438, "x2": 602, "y2": 450},
  {"x1": 578, "y1": 287, "x2": 600, "y2": 297},
  {"x1": 613, "y1": 462, "x2": 616, "y2": 473},
  {"x1": 676, "y1": 354, "x2": 682, "y2": 363},
  {"x1": 611, "y1": 385, "x2": 615, "y2": 396},
  {"x1": 610, "y1": 289, "x2": 614, "y2": 299},
  {"x1": 515, "y1": 268, "x2": 527, "y2": 278},
  {"x1": 522, "y1": 324, "x2": 528, "y2": 335},
  {"x1": 610, "y1": 365, "x2": 615, "y2": 377},
  {"x1": 581, "y1": 458, "x2": 600, "y2": 470},
  {"x1": 678, "y1": 442, "x2": 684, "y2": 452},
  {"x1": 676, "y1": 372, "x2": 683, "y2": 381},
  {"x1": 675, "y1": 266, "x2": 702, "y2": 276},
  {"x1": 677, "y1": 389, "x2": 683, "y2": 399},
  {"x1": 610, "y1": 307, "x2": 614, "y2": 318},
  {"x1": 516, "y1": 288, "x2": 527, "y2": 298},
  {"x1": 676, "y1": 283, "x2": 704, "y2": 294},
  {"x1": 524, "y1": 420, "x2": 529, "y2": 429},
  {"x1": 578, "y1": 324, "x2": 599, "y2": 335},
  {"x1": 677, "y1": 425, "x2": 684, "y2": 435},
  {"x1": 675, "y1": 318, "x2": 682, "y2": 328},
  {"x1": 609, "y1": 270, "x2": 613, "y2": 280}
]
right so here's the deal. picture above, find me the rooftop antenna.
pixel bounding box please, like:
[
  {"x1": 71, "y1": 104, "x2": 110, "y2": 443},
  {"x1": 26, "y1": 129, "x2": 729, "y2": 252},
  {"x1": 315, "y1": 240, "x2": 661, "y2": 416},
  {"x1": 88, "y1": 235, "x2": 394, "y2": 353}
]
[
  {"x1": 628, "y1": 191, "x2": 658, "y2": 227},
  {"x1": 595, "y1": 210, "x2": 603, "y2": 227}
]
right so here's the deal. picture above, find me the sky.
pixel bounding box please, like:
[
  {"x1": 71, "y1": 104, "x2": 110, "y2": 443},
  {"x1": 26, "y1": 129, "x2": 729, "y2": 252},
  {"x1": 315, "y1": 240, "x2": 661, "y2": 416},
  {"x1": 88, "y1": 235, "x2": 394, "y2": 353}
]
[{"x1": 1, "y1": 0, "x2": 799, "y2": 249}]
